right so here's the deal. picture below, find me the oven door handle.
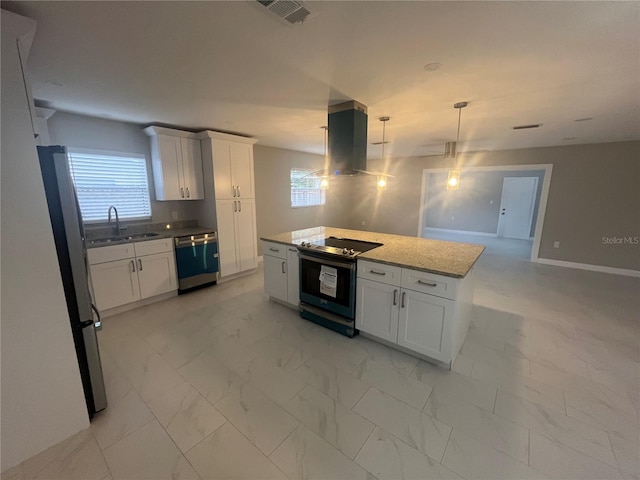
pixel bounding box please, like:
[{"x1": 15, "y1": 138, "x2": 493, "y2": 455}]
[{"x1": 298, "y1": 253, "x2": 355, "y2": 270}]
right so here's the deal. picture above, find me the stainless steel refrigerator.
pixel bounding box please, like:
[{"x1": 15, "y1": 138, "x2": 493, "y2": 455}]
[{"x1": 38, "y1": 145, "x2": 107, "y2": 418}]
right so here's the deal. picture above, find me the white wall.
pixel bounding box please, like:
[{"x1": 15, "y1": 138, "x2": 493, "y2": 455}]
[{"x1": 1, "y1": 10, "x2": 89, "y2": 472}]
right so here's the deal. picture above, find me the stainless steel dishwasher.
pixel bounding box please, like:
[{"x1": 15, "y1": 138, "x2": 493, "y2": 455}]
[{"x1": 174, "y1": 231, "x2": 219, "y2": 292}]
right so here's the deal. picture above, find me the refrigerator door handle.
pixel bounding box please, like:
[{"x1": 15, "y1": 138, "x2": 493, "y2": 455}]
[{"x1": 91, "y1": 304, "x2": 102, "y2": 330}]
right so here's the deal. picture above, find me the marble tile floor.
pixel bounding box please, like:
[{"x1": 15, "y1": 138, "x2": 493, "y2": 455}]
[{"x1": 3, "y1": 240, "x2": 639, "y2": 480}]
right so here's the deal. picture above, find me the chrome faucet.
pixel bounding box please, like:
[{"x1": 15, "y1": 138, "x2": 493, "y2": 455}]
[{"x1": 107, "y1": 205, "x2": 124, "y2": 236}]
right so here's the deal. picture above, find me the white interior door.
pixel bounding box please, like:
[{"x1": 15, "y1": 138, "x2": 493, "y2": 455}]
[{"x1": 497, "y1": 177, "x2": 538, "y2": 239}]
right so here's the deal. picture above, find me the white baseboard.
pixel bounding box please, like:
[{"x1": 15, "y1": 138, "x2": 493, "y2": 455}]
[
  {"x1": 100, "y1": 290, "x2": 178, "y2": 318},
  {"x1": 536, "y1": 258, "x2": 640, "y2": 278},
  {"x1": 425, "y1": 227, "x2": 498, "y2": 237}
]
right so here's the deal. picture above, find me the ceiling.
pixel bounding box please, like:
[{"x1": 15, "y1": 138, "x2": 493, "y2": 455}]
[{"x1": 4, "y1": 1, "x2": 640, "y2": 158}]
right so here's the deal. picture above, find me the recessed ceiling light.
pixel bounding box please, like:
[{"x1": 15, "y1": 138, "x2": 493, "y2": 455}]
[
  {"x1": 423, "y1": 63, "x2": 441, "y2": 72},
  {"x1": 574, "y1": 117, "x2": 593, "y2": 122},
  {"x1": 512, "y1": 124, "x2": 543, "y2": 130}
]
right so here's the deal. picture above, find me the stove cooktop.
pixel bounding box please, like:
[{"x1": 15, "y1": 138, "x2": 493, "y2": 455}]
[{"x1": 297, "y1": 236, "x2": 383, "y2": 259}]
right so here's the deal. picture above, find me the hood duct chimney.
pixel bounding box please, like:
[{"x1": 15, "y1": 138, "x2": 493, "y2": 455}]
[{"x1": 327, "y1": 100, "x2": 368, "y2": 175}]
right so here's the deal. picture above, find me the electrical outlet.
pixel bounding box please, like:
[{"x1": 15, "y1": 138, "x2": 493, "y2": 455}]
[
  {"x1": 553, "y1": 241, "x2": 560, "y2": 248},
  {"x1": 171, "y1": 211, "x2": 178, "y2": 220}
]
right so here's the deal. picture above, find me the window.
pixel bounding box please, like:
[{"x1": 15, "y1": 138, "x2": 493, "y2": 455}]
[
  {"x1": 290, "y1": 168, "x2": 325, "y2": 207},
  {"x1": 67, "y1": 149, "x2": 152, "y2": 223}
]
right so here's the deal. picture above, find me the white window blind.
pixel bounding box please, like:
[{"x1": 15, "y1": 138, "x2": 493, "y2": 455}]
[
  {"x1": 291, "y1": 168, "x2": 325, "y2": 207},
  {"x1": 67, "y1": 149, "x2": 152, "y2": 223}
]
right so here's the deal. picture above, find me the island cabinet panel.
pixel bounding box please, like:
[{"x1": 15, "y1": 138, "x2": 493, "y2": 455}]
[
  {"x1": 356, "y1": 260, "x2": 469, "y2": 368},
  {"x1": 356, "y1": 278, "x2": 400, "y2": 343},
  {"x1": 262, "y1": 241, "x2": 300, "y2": 307},
  {"x1": 264, "y1": 254, "x2": 287, "y2": 303},
  {"x1": 397, "y1": 289, "x2": 454, "y2": 362}
]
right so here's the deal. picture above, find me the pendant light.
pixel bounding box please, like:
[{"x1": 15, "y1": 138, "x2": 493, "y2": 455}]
[
  {"x1": 320, "y1": 126, "x2": 329, "y2": 190},
  {"x1": 445, "y1": 101, "x2": 468, "y2": 191},
  {"x1": 377, "y1": 117, "x2": 390, "y2": 191}
]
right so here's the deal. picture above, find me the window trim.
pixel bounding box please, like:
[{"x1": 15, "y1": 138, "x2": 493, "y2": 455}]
[
  {"x1": 290, "y1": 168, "x2": 326, "y2": 208},
  {"x1": 66, "y1": 147, "x2": 153, "y2": 224}
]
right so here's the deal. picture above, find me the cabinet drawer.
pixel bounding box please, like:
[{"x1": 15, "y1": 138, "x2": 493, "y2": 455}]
[
  {"x1": 401, "y1": 268, "x2": 458, "y2": 300},
  {"x1": 134, "y1": 238, "x2": 173, "y2": 256},
  {"x1": 357, "y1": 260, "x2": 401, "y2": 286},
  {"x1": 87, "y1": 243, "x2": 136, "y2": 265},
  {"x1": 262, "y1": 241, "x2": 287, "y2": 259}
]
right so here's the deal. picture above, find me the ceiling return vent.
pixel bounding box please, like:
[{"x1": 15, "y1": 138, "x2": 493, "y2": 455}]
[{"x1": 256, "y1": 0, "x2": 312, "y2": 24}]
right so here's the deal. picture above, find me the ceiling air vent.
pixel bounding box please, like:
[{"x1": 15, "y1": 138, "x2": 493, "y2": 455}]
[
  {"x1": 512, "y1": 123, "x2": 543, "y2": 130},
  {"x1": 256, "y1": 0, "x2": 312, "y2": 24}
]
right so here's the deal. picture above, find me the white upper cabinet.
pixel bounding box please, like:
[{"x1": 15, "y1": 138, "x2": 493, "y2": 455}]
[
  {"x1": 144, "y1": 126, "x2": 204, "y2": 201},
  {"x1": 207, "y1": 138, "x2": 255, "y2": 199}
]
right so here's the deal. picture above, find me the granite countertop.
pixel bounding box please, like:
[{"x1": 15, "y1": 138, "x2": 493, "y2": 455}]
[
  {"x1": 261, "y1": 226, "x2": 485, "y2": 278},
  {"x1": 85, "y1": 222, "x2": 217, "y2": 249}
]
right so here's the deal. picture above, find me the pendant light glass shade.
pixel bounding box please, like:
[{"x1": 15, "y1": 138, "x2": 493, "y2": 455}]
[{"x1": 446, "y1": 170, "x2": 461, "y2": 190}]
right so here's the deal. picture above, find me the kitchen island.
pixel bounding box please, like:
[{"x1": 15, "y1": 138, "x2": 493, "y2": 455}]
[{"x1": 261, "y1": 227, "x2": 484, "y2": 368}]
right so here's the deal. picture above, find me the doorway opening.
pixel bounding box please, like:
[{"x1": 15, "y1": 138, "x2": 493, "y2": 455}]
[{"x1": 418, "y1": 164, "x2": 553, "y2": 262}]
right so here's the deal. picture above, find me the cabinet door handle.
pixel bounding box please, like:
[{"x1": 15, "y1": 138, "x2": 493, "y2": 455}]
[
  {"x1": 417, "y1": 279, "x2": 437, "y2": 287},
  {"x1": 281, "y1": 261, "x2": 286, "y2": 274},
  {"x1": 269, "y1": 247, "x2": 280, "y2": 252},
  {"x1": 238, "y1": 200, "x2": 242, "y2": 212},
  {"x1": 288, "y1": 248, "x2": 297, "y2": 252},
  {"x1": 370, "y1": 270, "x2": 386, "y2": 276},
  {"x1": 393, "y1": 289, "x2": 398, "y2": 306},
  {"x1": 138, "y1": 259, "x2": 143, "y2": 271},
  {"x1": 186, "y1": 187, "x2": 190, "y2": 198},
  {"x1": 401, "y1": 291, "x2": 406, "y2": 308},
  {"x1": 233, "y1": 201, "x2": 237, "y2": 212},
  {"x1": 180, "y1": 187, "x2": 185, "y2": 198},
  {"x1": 237, "y1": 186, "x2": 241, "y2": 197},
  {"x1": 130, "y1": 260, "x2": 136, "y2": 272},
  {"x1": 233, "y1": 186, "x2": 237, "y2": 197}
]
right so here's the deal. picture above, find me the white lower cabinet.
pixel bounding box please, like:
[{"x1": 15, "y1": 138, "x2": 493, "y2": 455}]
[
  {"x1": 88, "y1": 238, "x2": 177, "y2": 311},
  {"x1": 217, "y1": 199, "x2": 257, "y2": 277},
  {"x1": 136, "y1": 251, "x2": 177, "y2": 299},
  {"x1": 262, "y1": 241, "x2": 299, "y2": 307},
  {"x1": 397, "y1": 289, "x2": 454, "y2": 361},
  {"x1": 355, "y1": 278, "x2": 400, "y2": 343},
  {"x1": 356, "y1": 259, "x2": 472, "y2": 367},
  {"x1": 90, "y1": 258, "x2": 140, "y2": 310},
  {"x1": 264, "y1": 254, "x2": 287, "y2": 302}
]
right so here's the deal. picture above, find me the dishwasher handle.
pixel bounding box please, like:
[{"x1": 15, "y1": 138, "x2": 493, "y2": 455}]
[{"x1": 174, "y1": 234, "x2": 218, "y2": 248}]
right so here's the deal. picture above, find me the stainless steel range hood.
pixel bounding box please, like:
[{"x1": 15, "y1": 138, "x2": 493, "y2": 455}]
[{"x1": 327, "y1": 100, "x2": 368, "y2": 176}]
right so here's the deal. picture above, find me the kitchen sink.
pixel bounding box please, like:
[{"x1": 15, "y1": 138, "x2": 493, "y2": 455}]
[{"x1": 87, "y1": 232, "x2": 161, "y2": 245}]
